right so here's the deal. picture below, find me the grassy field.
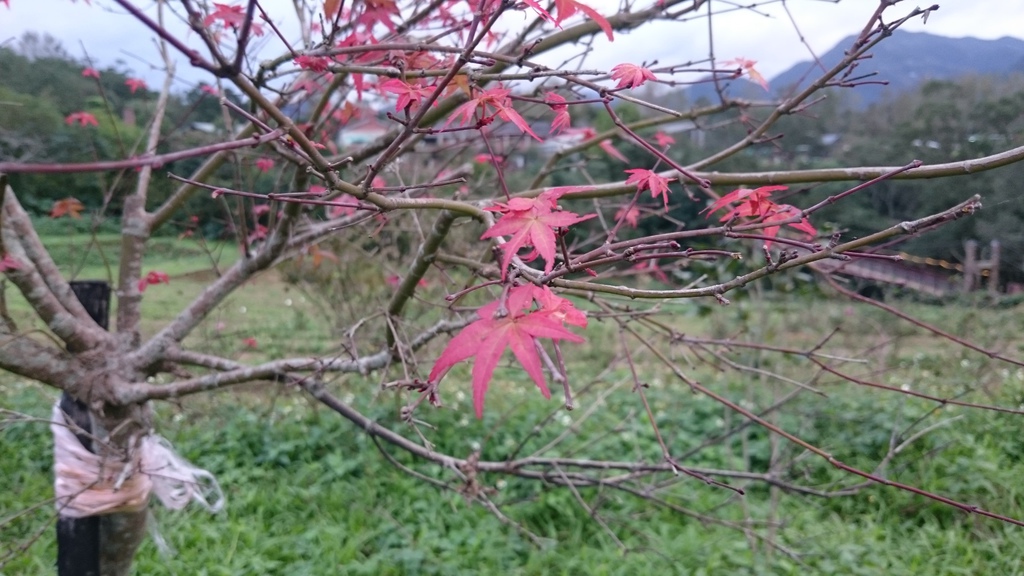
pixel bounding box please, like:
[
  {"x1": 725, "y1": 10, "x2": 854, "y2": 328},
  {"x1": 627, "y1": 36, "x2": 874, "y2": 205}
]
[{"x1": 3, "y1": 233, "x2": 1024, "y2": 574}]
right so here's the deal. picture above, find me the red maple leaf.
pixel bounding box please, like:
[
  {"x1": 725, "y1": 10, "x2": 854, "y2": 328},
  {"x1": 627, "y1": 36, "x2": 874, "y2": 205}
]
[
  {"x1": 474, "y1": 153, "x2": 504, "y2": 165},
  {"x1": 702, "y1": 185, "x2": 787, "y2": 220},
  {"x1": 553, "y1": 0, "x2": 613, "y2": 42},
  {"x1": 65, "y1": 112, "x2": 99, "y2": 127},
  {"x1": 599, "y1": 139, "x2": 627, "y2": 162},
  {"x1": 610, "y1": 63, "x2": 656, "y2": 89},
  {"x1": 481, "y1": 191, "x2": 595, "y2": 277},
  {"x1": 519, "y1": 0, "x2": 555, "y2": 23},
  {"x1": 137, "y1": 270, "x2": 170, "y2": 293},
  {"x1": 429, "y1": 285, "x2": 586, "y2": 417},
  {"x1": 532, "y1": 285, "x2": 588, "y2": 328},
  {"x1": 303, "y1": 245, "x2": 339, "y2": 268},
  {"x1": 654, "y1": 131, "x2": 675, "y2": 148},
  {"x1": 632, "y1": 260, "x2": 670, "y2": 283},
  {"x1": 334, "y1": 101, "x2": 359, "y2": 124},
  {"x1": 356, "y1": 0, "x2": 400, "y2": 32},
  {"x1": 703, "y1": 185, "x2": 816, "y2": 247},
  {"x1": 722, "y1": 57, "x2": 769, "y2": 91},
  {"x1": 387, "y1": 275, "x2": 429, "y2": 288},
  {"x1": 615, "y1": 205, "x2": 640, "y2": 228},
  {"x1": 203, "y1": 3, "x2": 265, "y2": 35},
  {"x1": 82, "y1": 67, "x2": 100, "y2": 79},
  {"x1": 379, "y1": 78, "x2": 433, "y2": 112},
  {"x1": 294, "y1": 55, "x2": 332, "y2": 73},
  {"x1": 546, "y1": 93, "x2": 571, "y2": 134},
  {"x1": 327, "y1": 192, "x2": 361, "y2": 218},
  {"x1": 624, "y1": 169, "x2": 673, "y2": 209},
  {"x1": 125, "y1": 78, "x2": 147, "y2": 94},
  {"x1": 255, "y1": 157, "x2": 274, "y2": 172},
  {"x1": 51, "y1": 197, "x2": 85, "y2": 219},
  {"x1": 445, "y1": 85, "x2": 541, "y2": 141},
  {"x1": 0, "y1": 254, "x2": 21, "y2": 272},
  {"x1": 759, "y1": 205, "x2": 817, "y2": 248},
  {"x1": 323, "y1": 0, "x2": 343, "y2": 17},
  {"x1": 200, "y1": 84, "x2": 219, "y2": 95}
]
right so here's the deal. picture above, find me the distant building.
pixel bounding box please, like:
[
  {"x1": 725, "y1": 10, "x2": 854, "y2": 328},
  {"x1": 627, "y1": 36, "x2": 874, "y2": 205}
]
[{"x1": 338, "y1": 115, "x2": 391, "y2": 147}]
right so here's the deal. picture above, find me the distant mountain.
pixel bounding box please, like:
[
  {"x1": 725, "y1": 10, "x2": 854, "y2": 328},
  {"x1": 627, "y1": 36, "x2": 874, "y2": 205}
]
[{"x1": 686, "y1": 31, "x2": 1024, "y2": 108}]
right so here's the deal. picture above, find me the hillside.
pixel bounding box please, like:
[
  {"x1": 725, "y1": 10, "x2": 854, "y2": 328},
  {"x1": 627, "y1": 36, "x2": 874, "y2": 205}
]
[{"x1": 686, "y1": 31, "x2": 1024, "y2": 107}]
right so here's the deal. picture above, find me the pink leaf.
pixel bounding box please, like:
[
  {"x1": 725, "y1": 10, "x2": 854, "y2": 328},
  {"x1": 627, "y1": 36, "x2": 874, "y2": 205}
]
[
  {"x1": 702, "y1": 185, "x2": 788, "y2": 220},
  {"x1": 65, "y1": 112, "x2": 99, "y2": 127},
  {"x1": 428, "y1": 285, "x2": 586, "y2": 418},
  {"x1": 481, "y1": 196, "x2": 595, "y2": 277},
  {"x1": 723, "y1": 57, "x2": 769, "y2": 91},
  {"x1": 520, "y1": 0, "x2": 556, "y2": 24},
  {"x1": 203, "y1": 3, "x2": 265, "y2": 35},
  {"x1": 546, "y1": 93, "x2": 571, "y2": 134},
  {"x1": 443, "y1": 85, "x2": 541, "y2": 141},
  {"x1": 379, "y1": 78, "x2": 433, "y2": 112},
  {"x1": 0, "y1": 254, "x2": 21, "y2": 272},
  {"x1": 625, "y1": 169, "x2": 673, "y2": 209},
  {"x1": 610, "y1": 63, "x2": 656, "y2": 89},
  {"x1": 599, "y1": 139, "x2": 628, "y2": 162},
  {"x1": 294, "y1": 55, "x2": 332, "y2": 73},
  {"x1": 615, "y1": 205, "x2": 639, "y2": 228},
  {"x1": 82, "y1": 67, "x2": 100, "y2": 79},
  {"x1": 137, "y1": 270, "x2": 170, "y2": 293},
  {"x1": 554, "y1": 0, "x2": 614, "y2": 42},
  {"x1": 255, "y1": 157, "x2": 274, "y2": 173},
  {"x1": 125, "y1": 78, "x2": 147, "y2": 94}
]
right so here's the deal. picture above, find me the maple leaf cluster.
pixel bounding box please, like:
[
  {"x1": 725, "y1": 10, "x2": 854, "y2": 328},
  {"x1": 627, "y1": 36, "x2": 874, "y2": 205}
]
[
  {"x1": 722, "y1": 57, "x2": 769, "y2": 92},
  {"x1": 481, "y1": 188, "x2": 594, "y2": 278},
  {"x1": 50, "y1": 197, "x2": 85, "y2": 219},
  {"x1": 429, "y1": 284, "x2": 587, "y2": 418},
  {"x1": 65, "y1": 112, "x2": 98, "y2": 128},
  {"x1": 378, "y1": 79, "x2": 434, "y2": 113},
  {"x1": 571, "y1": 127, "x2": 628, "y2": 162},
  {"x1": 615, "y1": 205, "x2": 640, "y2": 228},
  {"x1": 446, "y1": 85, "x2": 541, "y2": 141},
  {"x1": 125, "y1": 78, "x2": 147, "y2": 94},
  {"x1": 294, "y1": 55, "x2": 332, "y2": 73},
  {"x1": 138, "y1": 271, "x2": 170, "y2": 293},
  {"x1": 703, "y1": 185, "x2": 817, "y2": 247},
  {"x1": 610, "y1": 63, "x2": 657, "y2": 89},
  {"x1": 254, "y1": 157, "x2": 275, "y2": 173},
  {"x1": 546, "y1": 93, "x2": 571, "y2": 134},
  {"x1": 521, "y1": 0, "x2": 614, "y2": 42},
  {"x1": 203, "y1": 3, "x2": 265, "y2": 36},
  {"x1": 624, "y1": 169, "x2": 674, "y2": 209}
]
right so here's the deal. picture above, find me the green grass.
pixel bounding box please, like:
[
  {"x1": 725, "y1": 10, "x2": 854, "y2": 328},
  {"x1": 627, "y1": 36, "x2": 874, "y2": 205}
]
[
  {"x1": 4, "y1": 236, "x2": 1024, "y2": 574},
  {"x1": 39, "y1": 232, "x2": 238, "y2": 282}
]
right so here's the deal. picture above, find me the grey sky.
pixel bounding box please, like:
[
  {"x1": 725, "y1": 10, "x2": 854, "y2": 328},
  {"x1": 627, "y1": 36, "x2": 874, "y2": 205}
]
[{"x1": 3, "y1": 0, "x2": 1022, "y2": 92}]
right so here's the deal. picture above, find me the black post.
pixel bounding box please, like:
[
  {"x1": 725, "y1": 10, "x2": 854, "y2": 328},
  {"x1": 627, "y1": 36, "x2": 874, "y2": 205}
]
[{"x1": 56, "y1": 281, "x2": 110, "y2": 576}]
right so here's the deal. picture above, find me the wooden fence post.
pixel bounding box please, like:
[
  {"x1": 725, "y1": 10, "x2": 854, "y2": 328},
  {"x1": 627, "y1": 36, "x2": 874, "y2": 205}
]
[
  {"x1": 988, "y1": 239, "x2": 1001, "y2": 296},
  {"x1": 963, "y1": 240, "x2": 978, "y2": 294},
  {"x1": 56, "y1": 281, "x2": 110, "y2": 576}
]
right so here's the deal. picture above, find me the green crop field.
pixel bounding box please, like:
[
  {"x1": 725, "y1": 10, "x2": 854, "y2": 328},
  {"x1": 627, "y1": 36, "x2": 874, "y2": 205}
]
[{"x1": 4, "y1": 233, "x2": 1024, "y2": 575}]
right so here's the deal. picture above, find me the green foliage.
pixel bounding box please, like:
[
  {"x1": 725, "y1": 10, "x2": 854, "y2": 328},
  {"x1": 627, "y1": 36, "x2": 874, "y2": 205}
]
[
  {"x1": 6, "y1": 260, "x2": 1024, "y2": 573},
  {"x1": 0, "y1": 34, "x2": 245, "y2": 228}
]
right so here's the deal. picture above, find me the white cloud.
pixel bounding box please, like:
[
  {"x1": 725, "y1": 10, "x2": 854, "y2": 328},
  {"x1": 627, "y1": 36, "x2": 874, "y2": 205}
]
[{"x1": 2, "y1": 0, "x2": 1021, "y2": 90}]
